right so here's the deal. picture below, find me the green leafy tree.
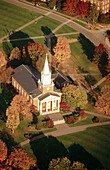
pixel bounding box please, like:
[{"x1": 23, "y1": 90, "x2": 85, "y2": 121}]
[
  {"x1": 49, "y1": 0, "x2": 56, "y2": 9},
  {"x1": 48, "y1": 157, "x2": 87, "y2": 170},
  {"x1": 62, "y1": 85, "x2": 88, "y2": 109},
  {"x1": 88, "y1": 3, "x2": 99, "y2": 23}
]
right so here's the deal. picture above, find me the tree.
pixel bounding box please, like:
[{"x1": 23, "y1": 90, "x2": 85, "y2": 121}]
[
  {"x1": 88, "y1": 3, "x2": 99, "y2": 23},
  {"x1": 6, "y1": 148, "x2": 36, "y2": 170},
  {"x1": 95, "y1": 94, "x2": 110, "y2": 115},
  {"x1": 77, "y1": 1, "x2": 88, "y2": 18},
  {"x1": 6, "y1": 106, "x2": 20, "y2": 133},
  {"x1": 22, "y1": 43, "x2": 46, "y2": 69},
  {"x1": 48, "y1": 157, "x2": 87, "y2": 169},
  {"x1": 0, "y1": 51, "x2": 7, "y2": 70},
  {"x1": 0, "y1": 139, "x2": 7, "y2": 163},
  {"x1": 63, "y1": 0, "x2": 79, "y2": 16},
  {"x1": 62, "y1": 84, "x2": 88, "y2": 109},
  {"x1": 0, "y1": 51, "x2": 13, "y2": 84},
  {"x1": 53, "y1": 37, "x2": 71, "y2": 64},
  {"x1": 9, "y1": 47, "x2": 21, "y2": 61},
  {"x1": 93, "y1": 43, "x2": 108, "y2": 65},
  {"x1": 49, "y1": 0, "x2": 56, "y2": 9},
  {"x1": 56, "y1": 0, "x2": 62, "y2": 11},
  {"x1": 101, "y1": 84, "x2": 110, "y2": 97},
  {"x1": 35, "y1": 56, "x2": 45, "y2": 72},
  {"x1": 10, "y1": 94, "x2": 32, "y2": 116}
]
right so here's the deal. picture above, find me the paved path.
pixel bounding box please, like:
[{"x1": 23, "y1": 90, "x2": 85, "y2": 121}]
[{"x1": 18, "y1": 120, "x2": 110, "y2": 147}]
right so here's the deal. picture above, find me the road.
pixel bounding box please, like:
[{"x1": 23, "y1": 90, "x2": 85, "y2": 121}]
[{"x1": 3, "y1": 0, "x2": 110, "y2": 57}]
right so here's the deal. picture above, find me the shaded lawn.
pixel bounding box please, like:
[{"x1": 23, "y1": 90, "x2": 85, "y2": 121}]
[
  {"x1": 70, "y1": 39, "x2": 100, "y2": 74},
  {"x1": 0, "y1": 0, "x2": 41, "y2": 38},
  {"x1": 0, "y1": 38, "x2": 46, "y2": 56},
  {"x1": 22, "y1": 125, "x2": 110, "y2": 170}
]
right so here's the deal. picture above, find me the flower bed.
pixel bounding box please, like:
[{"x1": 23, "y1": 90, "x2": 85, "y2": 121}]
[{"x1": 64, "y1": 110, "x2": 87, "y2": 125}]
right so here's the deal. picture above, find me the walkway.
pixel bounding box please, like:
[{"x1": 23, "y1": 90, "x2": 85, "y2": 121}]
[{"x1": 18, "y1": 120, "x2": 110, "y2": 147}]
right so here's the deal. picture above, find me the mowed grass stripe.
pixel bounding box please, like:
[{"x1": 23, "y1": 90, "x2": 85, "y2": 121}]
[
  {"x1": 21, "y1": 16, "x2": 61, "y2": 37},
  {"x1": 0, "y1": 0, "x2": 41, "y2": 38}
]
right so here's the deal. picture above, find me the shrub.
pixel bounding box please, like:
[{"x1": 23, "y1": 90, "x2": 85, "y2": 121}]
[
  {"x1": 79, "y1": 110, "x2": 86, "y2": 118},
  {"x1": 47, "y1": 119, "x2": 54, "y2": 128},
  {"x1": 36, "y1": 122, "x2": 42, "y2": 130},
  {"x1": 92, "y1": 116, "x2": 100, "y2": 123},
  {"x1": 43, "y1": 121, "x2": 48, "y2": 128},
  {"x1": 60, "y1": 102, "x2": 70, "y2": 111},
  {"x1": 74, "y1": 116, "x2": 79, "y2": 120},
  {"x1": 67, "y1": 117, "x2": 73, "y2": 124}
]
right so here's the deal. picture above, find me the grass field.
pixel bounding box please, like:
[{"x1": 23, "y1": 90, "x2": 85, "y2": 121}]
[
  {"x1": 55, "y1": 25, "x2": 77, "y2": 34},
  {"x1": 0, "y1": 0, "x2": 41, "y2": 39},
  {"x1": 22, "y1": 125, "x2": 110, "y2": 170}
]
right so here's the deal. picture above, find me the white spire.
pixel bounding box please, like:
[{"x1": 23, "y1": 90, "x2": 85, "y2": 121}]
[
  {"x1": 41, "y1": 53, "x2": 51, "y2": 86},
  {"x1": 42, "y1": 53, "x2": 50, "y2": 74}
]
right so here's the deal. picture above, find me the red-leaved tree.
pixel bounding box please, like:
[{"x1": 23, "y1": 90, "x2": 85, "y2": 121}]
[
  {"x1": 63, "y1": 0, "x2": 79, "y2": 16},
  {"x1": 106, "y1": 59, "x2": 110, "y2": 81},
  {"x1": 77, "y1": 1, "x2": 88, "y2": 18}
]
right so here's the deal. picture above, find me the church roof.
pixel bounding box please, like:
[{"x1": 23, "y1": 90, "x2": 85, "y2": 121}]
[
  {"x1": 38, "y1": 92, "x2": 60, "y2": 101},
  {"x1": 12, "y1": 64, "x2": 42, "y2": 97}
]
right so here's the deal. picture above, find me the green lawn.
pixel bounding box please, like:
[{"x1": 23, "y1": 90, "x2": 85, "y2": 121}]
[
  {"x1": 0, "y1": 0, "x2": 41, "y2": 38},
  {"x1": 16, "y1": 16, "x2": 61, "y2": 38},
  {"x1": 70, "y1": 34, "x2": 101, "y2": 75},
  {"x1": 22, "y1": 125, "x2": 110, "y2": 170},
  {"x1": 55, "y1": 25, "x2": 77, "y2": 34}
]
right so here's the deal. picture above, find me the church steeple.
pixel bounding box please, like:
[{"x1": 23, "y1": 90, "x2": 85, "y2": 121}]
[{"x1": 41, "y1": 54, "x2": 51, "y2": 86}]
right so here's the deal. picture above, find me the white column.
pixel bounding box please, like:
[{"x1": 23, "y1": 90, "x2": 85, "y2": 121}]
[
  {"x1": 40, "y1": 102, "x2": 42, "y2": 114},
  {"x1": 46, "y1": 102, "x2": 48, "y2": 113},
  {"x1": 52, "y1": 100, "x2": 54, "y2": 111},
  {"x1": 58, "y1": 99, "x2": 60, "y2": 112}
]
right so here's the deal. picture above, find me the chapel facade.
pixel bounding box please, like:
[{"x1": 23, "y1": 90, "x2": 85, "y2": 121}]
[{"x1": 12, "y1": 54, "x2": 62, "y2": 115}]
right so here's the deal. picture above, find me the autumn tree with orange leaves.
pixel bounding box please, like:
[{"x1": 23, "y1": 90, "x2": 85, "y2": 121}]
[
  {"x1": 10, "y1": 94, "x2": 32, "y2": 116},
  {"x1": 23, "y1": 42, "x2": 46, "y2": 70},
  {"x1": 0, "y1": 139, "x2": 7, "y2": 163},
  {"x1": 63, "y1": 0, "x2": 79, "y2": 16},
  {"x1": 106, "y1": 59, "x2": 110, "y2": 81},
  {"x1": 6, "y1": 148, "x2": 36, "y2": 170},
  {"x1": 0, "y1": 51, "x2": 13, "y2": 84},
  {"x1": 53, "y1": 37, "x2": 71, "y2": 67}
]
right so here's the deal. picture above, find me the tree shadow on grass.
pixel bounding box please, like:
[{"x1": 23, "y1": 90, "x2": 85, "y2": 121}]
[
  {"x1": 3, "y1": 31, "x2": 34, "y2": 54},
  {"x1": 2, "y1": 31, "x2": 35, "y2": 68},
  {"x1": 30, "y1": 135, "x2": 69, "y2": 170},
  {"x1": 41, "y1": 26, "x2": 57, "y2": 53},
  {"x1": 68, "y1": 143, "x2": 103, "y2": 170},
  {"x1": 0, "y1": 128, "x2": 18, "y2": 153},
  {"x1": 78, "y1": 33, "x2": 95, "y2": 62},
  {"x1": 30, "y1": 135, "x2": 103, "y2": 170}
]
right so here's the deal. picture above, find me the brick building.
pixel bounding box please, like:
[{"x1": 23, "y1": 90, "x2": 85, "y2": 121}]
[
  {"x1": 12, "y1": 55, "x2": 62, "y2": 115},
  {"x1": 82, "y1": 0, "x2": 110, "y2": 14}
]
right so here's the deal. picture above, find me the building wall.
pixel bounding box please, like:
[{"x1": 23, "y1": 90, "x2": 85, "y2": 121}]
[{"x1": 81, "y1": 0, "x2": 110, "y2": 14}]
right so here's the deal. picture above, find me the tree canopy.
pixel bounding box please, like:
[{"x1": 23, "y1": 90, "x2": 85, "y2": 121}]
[{"x1": 62, "y1": 84, "x2": 88, "y2": 109}]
